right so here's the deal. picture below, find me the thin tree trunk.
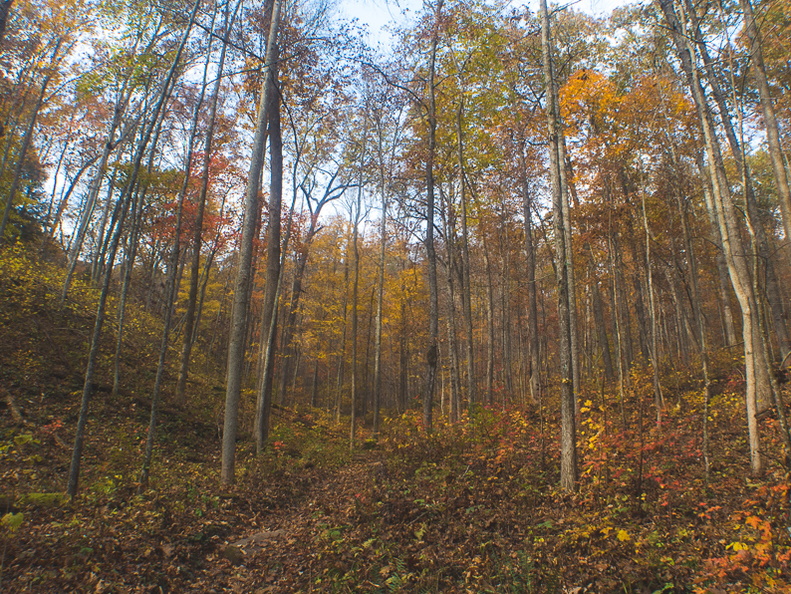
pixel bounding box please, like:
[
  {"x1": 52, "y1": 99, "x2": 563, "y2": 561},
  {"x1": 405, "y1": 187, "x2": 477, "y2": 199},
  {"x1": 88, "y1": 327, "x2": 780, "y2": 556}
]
[
  {"x1": 640, "y1": 191, "x2": 664, "y2": 424},
  {"x1": 398, "y1": 263, "x2": 408, "y2": 413},
  {"x1": 372, "y1": 166, "x2": 386, "y2": 437},
  {"x1": 0, "y1": 40, "x2": 60, "y2": 241},
  {"x1": 442, "y1": 195, "x2": 462, "y2": 420},
  {"x1": 456, "y1": 100, "x2": 476, "y2": 408},
  {"x1": 590, "y1": 259, "x2": 614, "y2": 382},
  {"x1": 688, "y1": 3, "x2": 790, "y2": 360},
  {"x1": 483, "y1": 240, "x2": 495, "y2": 405},
  {"x1": 559, "y1": 141, "x2": 580, "y2": 410},
  {"x1": 739, "y1": 0, "x2": 791, "y2": 248},
  {"x1": 422, "y1": 0, "x2": 443, "y2": 433},
  {"x1": 334, "y1": 253, "x2": 350, "y2": 423},
  {"x1": 66, "y1": 6, "x2": 197, "y2": 496},
  {"x1": 520, "y1": 144, "x2": 542, "y2": 405},
  {"x1": 176, "y1": 0, "x2": 240, "y2": 406},
  {"x1": 349, "y1": 215, "x2": 360, "y2": 451}
]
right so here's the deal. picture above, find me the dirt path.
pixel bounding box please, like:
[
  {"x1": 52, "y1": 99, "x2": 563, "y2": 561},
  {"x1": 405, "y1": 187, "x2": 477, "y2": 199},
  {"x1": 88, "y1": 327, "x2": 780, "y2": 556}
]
[{"x1": 188, "y1": 452, "x2": 386, "y2": 592}]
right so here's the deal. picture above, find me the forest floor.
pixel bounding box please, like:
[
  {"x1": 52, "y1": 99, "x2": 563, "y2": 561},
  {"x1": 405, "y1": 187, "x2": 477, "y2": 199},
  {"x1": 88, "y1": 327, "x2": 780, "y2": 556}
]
[
  {"x1": 2, "y1": 246, "x2": 791, "y2": 592},
  {"x1": 3, "y1": 392, "x2": 791, "y2": 593}
]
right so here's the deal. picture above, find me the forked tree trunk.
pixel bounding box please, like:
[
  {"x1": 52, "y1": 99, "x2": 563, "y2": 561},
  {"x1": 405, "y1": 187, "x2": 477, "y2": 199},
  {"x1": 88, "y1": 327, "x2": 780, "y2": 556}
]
[
  {"x1": 222, "y1": 0, "x2": 282, "y2": 485},
  {"x1": 253, "y1": 54, "x2": 284, "y2": 453}
]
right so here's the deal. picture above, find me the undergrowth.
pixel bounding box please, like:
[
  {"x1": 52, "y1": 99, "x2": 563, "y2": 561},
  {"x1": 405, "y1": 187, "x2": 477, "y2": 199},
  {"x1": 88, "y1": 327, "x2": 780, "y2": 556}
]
[{"x1": 2, "y1": 244, "x2": 791, "y2": 592}]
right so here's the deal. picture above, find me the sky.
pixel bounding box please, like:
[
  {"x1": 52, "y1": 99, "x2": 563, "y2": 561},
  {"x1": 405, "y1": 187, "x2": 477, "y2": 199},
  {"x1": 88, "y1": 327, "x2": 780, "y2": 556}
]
[{"x1": 339, "y1": 0, "x2": 635, "y2": 47}]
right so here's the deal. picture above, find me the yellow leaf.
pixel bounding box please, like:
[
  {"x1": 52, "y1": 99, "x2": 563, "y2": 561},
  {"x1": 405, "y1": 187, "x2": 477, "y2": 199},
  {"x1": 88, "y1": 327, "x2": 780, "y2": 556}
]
[
  {"x1": 727, "y1": 541, "x2": 749, "y2": 551},
  {"x1": 616, "y1": 530, "x2": 630, "y2": 542}
]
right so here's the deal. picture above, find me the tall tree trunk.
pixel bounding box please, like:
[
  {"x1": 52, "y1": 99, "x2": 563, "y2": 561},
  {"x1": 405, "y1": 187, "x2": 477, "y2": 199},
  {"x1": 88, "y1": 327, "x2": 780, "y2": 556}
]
[
  {"x1": 111, "y1": 187, "x2": 144, "y2": 398},
  {"x1": 609, "y1": 228, "x2": 628, "y2": 429},
  {"x1": 372, "y1": 163, "x2": 386, "y2": 437},
  {"x1": 176, "y1": 0, "x2": 241, "y2": 406},
  {"x1": 222, "y1": 0, "x2": 282, "y2": 484},
  {"x1": 140, "y1": 0, "x2": 219, "y2": 483},
  {"x1": 640, "y1": 192, "x2": 664, "y2": 424},
  {"x1": 589, "y1": 256, "x2": 614, "y2": 382},
  {"x1": 541, "y1": 0, "x2": 577, "y2": 491},
  {"x1": 334, "y1": 253, "x2": 350, "y2": 423},
  {"x1": 66, "y1": 0, "x2": 198, "y2": 496},
  {"x1": 254, "y1": 54, "x2": 284, "y2": 452},
  {"x1": 398, "y1": 263, "x2": 409, "y2": 413},
  {"x1": 739, "y1": 0, "x2": 791, "y2": 249},
  {"x1": 483, "y1": 239, "x2": 495, "y2": 405},
  {"x1": 698, "y1": 171, "x2": 738, "y2": 347},
  {"x1": 520, "y1": 143, "x2": 542, "y2": 405},
  {"x1": 349, "y1": 196, "x2": 361, "y2": 451},
  {"x1": 688, "y1": 1, "x2": 790, "y2": 360},
  {"x1": 422, "y1": 0, "x2": 443, "y2": 433},
  {"x1": 659, "y1": 0, "x2": 767, "y2": 474},
  {"x1": 442, "y1": 193, "x2": 462, "y2": 420},
  {"x1": 559, "y1": 141, "x2": 580, "y2": 409},
  {"x1": 456, "y1": 100, "x2": 476, "y2": 408}
]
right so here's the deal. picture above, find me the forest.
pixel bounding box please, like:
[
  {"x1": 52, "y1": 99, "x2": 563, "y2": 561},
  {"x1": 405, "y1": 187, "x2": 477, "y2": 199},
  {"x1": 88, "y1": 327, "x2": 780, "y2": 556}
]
[{"x1": 1, "y1": 0, "x2": 791, "y2": 590}]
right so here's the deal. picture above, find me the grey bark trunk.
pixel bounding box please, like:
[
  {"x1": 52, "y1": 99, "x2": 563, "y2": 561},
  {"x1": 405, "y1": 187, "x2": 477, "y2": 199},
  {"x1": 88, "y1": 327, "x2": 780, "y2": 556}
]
[
  {"x1": 253, "y1": 55, "x2": 284, "y2": 453},
  {"x1": 541, "y1": 0, "x2": 577, "y2": 491},
  {"x1": 176, "y1": 0, "x2": 241, "y2": 406},
  {"x1": 422, "y1": 0, "x2": 443, "y2": 432},
  {"x1": 66, "y1": 0, "x2": 197, "y2": 495},
  {"x1": 222, "y1": 0, "x2": 282, "y2": 484}
]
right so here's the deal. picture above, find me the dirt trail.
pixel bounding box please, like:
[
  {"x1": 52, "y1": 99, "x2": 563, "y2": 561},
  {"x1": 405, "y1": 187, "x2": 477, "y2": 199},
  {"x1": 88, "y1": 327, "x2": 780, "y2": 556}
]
[{"x1": 188, "y1": 452, "x2": 386, "y2": 592}]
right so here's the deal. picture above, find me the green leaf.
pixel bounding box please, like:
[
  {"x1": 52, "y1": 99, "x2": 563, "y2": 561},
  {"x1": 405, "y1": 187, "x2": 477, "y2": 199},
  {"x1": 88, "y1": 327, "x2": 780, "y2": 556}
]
[{"x1": 1, "y1": 512, "x2": 24, "y2": 533}]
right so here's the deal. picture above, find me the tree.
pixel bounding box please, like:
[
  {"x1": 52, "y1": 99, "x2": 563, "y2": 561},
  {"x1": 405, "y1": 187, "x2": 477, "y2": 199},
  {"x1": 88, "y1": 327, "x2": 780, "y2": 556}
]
[
  {"x1": 222, "y1": 0, "x2": 282, "y2": 485},
  {"x1": 67, "y1": 0, "x2": 201, "y2": 496},
  {"x1": 658, "y1": 0, "x2": 768, "y2": 474},
  {"x1": 541, "y1": 0, "x2": 577, "y2": 491}
]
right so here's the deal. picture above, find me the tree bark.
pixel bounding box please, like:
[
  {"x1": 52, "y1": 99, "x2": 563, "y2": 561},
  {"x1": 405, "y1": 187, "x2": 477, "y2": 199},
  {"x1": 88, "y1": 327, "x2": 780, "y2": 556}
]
[
  {"x1": 253, "y1": 52, "x2": 284, "y2": 453},
  {"x1": 222, "y1": 0, "x2": 282, "y2": 485},
  {"x1": 66, "y1": 3, "x2": 197, "y2": 495},
  {"x1": 176, "y1": 0, "x2": 241, "y2": 407},
  {"x1": 541, "y1": 0, "x2": 577, "y2": 491},
  {"x1": 422, "y1": 0, "x2": 443, "y2": 433}
]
